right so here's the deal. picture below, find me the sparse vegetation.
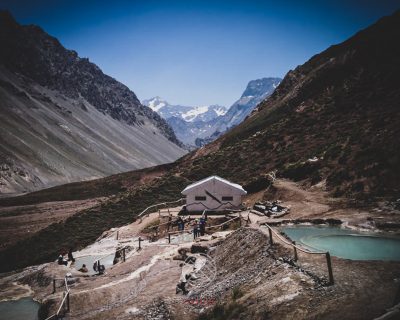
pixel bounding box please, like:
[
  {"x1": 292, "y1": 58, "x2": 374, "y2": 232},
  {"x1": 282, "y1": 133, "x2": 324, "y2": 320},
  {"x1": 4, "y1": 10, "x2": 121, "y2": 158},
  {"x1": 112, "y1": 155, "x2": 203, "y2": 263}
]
[
  {"x1": 232, "y1": 286, "x2": 244, "y2": 300},
  {"x1": 198, "y1": 301, "x2": 246, "y2": 320}
]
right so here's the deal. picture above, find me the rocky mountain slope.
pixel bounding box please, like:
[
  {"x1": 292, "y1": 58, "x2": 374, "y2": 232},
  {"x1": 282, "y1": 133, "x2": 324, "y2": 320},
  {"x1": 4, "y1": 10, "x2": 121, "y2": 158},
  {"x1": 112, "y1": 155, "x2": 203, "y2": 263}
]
[
  {"x1": 142, "y1": 97, "x2": 227, "y2": 146},
  {"x1": 145, "y1": 78, "x2": 280, "y2": 147},
  {"x1": 1, "y1": 10, "x2": 400, "y2": 272},
  {"x1": 195, "y1": 77, "x2": 281, "y2": 146},
  {"x1": 0, "y1": 11, "x2": 186, "y2": 194}
]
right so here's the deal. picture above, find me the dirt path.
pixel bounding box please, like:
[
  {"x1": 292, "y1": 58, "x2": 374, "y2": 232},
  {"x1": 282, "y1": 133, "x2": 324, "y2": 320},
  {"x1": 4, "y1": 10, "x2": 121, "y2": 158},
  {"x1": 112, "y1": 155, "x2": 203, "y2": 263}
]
[{"x1": 252, "y1": 179, "x2": 400, "y2": 229}]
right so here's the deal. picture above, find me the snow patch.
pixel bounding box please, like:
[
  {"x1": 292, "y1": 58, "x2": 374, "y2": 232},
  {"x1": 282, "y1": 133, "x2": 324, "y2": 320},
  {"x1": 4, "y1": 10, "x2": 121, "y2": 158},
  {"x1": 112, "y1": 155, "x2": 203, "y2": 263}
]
[
  {"x1": 182, "y1": 106, "x2": 210, "y2": 122},
  {"x1": 125, "y1": 307, "x2": 140, "y2": 314}
]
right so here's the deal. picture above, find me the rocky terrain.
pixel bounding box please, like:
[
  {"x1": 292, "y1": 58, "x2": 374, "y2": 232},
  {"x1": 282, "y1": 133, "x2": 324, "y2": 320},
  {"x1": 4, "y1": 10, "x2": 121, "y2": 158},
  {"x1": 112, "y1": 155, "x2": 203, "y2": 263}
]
[
  {"x1": 0, "y1": 11, "x2": 186, "y2": 194},
  {"x1": 0, "y1": 206, "x2": 398, "y2": 320}
]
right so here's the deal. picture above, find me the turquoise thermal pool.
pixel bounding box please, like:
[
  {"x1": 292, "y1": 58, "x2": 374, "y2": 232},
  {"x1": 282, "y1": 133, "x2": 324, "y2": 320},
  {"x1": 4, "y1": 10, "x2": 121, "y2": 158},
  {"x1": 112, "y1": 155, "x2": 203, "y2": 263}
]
[
  {"x1": 281, "y1": 225, "x2": 400, "y2": 261},
  {"x1": 0, "y1": 297, "x2": 40, "y2": 320}
]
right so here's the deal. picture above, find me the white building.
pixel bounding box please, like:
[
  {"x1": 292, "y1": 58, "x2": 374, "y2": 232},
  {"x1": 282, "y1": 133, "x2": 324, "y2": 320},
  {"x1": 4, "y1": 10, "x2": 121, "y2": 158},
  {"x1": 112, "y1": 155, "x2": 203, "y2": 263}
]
[{"x1": 181, "y1": 176, "x2": 247, "y2": 212}]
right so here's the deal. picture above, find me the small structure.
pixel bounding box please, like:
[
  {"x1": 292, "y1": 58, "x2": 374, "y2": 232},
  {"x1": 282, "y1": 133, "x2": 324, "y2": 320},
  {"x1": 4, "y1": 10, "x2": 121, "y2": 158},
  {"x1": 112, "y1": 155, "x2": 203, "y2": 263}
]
[{"x1": 181, "y1": 176, "x2": 247, "y2": 212}]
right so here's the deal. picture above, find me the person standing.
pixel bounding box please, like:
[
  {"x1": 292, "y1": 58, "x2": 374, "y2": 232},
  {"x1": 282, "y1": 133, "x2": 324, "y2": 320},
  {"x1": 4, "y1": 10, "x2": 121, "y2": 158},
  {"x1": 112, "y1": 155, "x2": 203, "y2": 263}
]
[
  {"x1": 177, "y1": 216, "x2": 183, "y2": 231},
  {"x1": 199, "y1": 217, "x2": 206, "y2": 236},
  {"x1": 193, "y1": 219, "x2": 199, "y2": 239},
  {"x1": 67, "y1": 248, "x2": 75, "y2": 263}
]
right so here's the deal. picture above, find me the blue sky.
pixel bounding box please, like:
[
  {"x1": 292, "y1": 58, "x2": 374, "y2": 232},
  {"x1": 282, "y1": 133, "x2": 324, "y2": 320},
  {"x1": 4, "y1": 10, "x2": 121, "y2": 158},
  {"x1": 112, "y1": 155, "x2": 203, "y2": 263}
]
[{"x1": 1, "y1": 0, "x2": 399, "y2": 106}]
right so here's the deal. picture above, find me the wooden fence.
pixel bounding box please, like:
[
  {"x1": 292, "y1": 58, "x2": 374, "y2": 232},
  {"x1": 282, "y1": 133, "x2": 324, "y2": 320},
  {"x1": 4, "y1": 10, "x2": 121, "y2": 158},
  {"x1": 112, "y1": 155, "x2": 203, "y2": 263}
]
[
  {"x1": 45, "y1": 276, "x2": 71, "y2": 320},
  {"x1": 263, "y1": 223, "x2": 334, "y2": 285}
]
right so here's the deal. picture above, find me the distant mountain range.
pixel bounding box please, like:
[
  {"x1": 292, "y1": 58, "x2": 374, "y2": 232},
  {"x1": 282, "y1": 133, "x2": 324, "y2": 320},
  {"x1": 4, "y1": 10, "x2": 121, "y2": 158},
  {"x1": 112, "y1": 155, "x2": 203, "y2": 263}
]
[
  {"x1": 143, "y1": 77, "x2": 281, "y2": 146},
  {"x1": 143, "y1": 97, "x2": 227, "y2": 122},
  {"x1": 0, "y1": 11, "x2": 186, "y2": 194}
]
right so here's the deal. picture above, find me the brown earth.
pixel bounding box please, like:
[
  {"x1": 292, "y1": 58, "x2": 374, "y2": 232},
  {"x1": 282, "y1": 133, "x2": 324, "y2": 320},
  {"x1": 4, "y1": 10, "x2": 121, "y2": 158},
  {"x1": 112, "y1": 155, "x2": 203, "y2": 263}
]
[{"x1": 0, "y1": 198, "x2": 105, "y2": 251}]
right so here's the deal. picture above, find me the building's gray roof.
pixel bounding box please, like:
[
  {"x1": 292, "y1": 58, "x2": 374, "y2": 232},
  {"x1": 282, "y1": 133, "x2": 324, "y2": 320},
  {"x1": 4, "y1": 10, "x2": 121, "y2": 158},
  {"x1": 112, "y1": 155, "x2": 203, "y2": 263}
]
[{"x1": 181, "y1": 175, "x2": 247, "y2": 195}]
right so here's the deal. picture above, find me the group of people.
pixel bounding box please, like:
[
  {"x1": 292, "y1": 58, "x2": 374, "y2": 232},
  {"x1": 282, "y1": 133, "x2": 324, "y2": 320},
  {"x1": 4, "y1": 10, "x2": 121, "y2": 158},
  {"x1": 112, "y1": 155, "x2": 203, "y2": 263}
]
[
  {"x1": 57, "y1": 248, "x2": 75, "y2": 266},
  {"x1": 193, "y1": 214, "x2": 207, "y2": 239},
  {"x1": 56, "y1": 248, "x2": 96, "y2": 274},
  {"x1": 174, "y1": 213, "x2": 208, "y2": 238}
]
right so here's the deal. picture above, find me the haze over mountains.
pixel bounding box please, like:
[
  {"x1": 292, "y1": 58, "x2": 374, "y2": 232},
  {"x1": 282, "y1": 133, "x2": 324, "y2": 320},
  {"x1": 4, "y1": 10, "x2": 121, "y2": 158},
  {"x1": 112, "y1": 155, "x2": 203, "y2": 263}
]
[
  {"x1": 144, "y1": 77, "x2": 281, "y2": 146},
  {"x1": 0, "y1": 11, "x2": 186, "y2": 194}
]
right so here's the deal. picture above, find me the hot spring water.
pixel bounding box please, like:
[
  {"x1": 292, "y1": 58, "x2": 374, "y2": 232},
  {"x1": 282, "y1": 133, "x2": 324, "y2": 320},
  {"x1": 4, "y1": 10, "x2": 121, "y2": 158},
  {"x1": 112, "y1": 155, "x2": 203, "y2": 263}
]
[
  {"x1": 281, "y1": 225, "x2": 400, "y2": 261},
  {"x1": 0, "y1": 297, "x2": 40, "y2": 320}
]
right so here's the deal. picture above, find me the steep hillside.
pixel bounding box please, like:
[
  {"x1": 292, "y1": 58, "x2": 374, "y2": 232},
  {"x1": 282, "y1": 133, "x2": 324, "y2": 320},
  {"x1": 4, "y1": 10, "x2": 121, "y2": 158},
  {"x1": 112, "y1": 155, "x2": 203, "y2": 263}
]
[
  {"x1": 1, "y1": 11, "x2": 399, "y2": 272},
  {"x1": 215, "y1": 10, "x2": 400, "y2": 198},
  {"x1": 215, "y1": 77, "x2": 281, "y2": 132},
  {"x1": 0, "y1": 11, "x2": 185, "y2": 194}
]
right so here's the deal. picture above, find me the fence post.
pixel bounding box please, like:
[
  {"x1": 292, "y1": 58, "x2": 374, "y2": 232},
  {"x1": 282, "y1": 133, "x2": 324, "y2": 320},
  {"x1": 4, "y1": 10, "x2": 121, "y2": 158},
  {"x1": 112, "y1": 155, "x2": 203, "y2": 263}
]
[
  {"x1": 67, "y1": 292, "x2": 70, "y2": 312},
  {"x1": 53, "y1": 279, "x2": 56, "y2": 294},
  {"x1": 122, "y1": 248, "x2": 126, "y2": 262},
  {"x1": 268, "y1": 227, "x2": 273, "y2": 245},
  {"x1": 326, "y1": 252, "x2": 334, "y2": 285},
  {"x1": 168, "y1": 233, "x2": 171, "y2": 244},
  {"x1": 138, "y1": 237, "x2": 142, "y2": 250},
  {"x1": 116, "y1": 230, "x2": 119, "y2": 240},
  {"x1": 62, "y1": 292, "x2": 66, "y2": 312},
  {"x1": 293, "y1": 241, "x2": 298, "y2": 261}
]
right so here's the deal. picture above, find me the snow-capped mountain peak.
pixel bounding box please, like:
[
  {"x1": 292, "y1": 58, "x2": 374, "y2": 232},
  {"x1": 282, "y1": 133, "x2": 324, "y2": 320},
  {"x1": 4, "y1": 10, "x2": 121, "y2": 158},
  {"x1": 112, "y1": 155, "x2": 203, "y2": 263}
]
[
  {"x1": 142, "y1": 98, "x2": 227, "y2": 123},
  {"x1": 143, "y1": 96, "x2": 167, "y2": 112}
]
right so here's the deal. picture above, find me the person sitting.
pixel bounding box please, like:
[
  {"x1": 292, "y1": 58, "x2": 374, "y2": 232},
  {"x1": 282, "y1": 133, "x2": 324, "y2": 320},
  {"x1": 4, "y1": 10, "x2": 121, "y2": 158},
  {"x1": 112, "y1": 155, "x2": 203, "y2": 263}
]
[
  {"x1": 57, "y1": 254, "x2": 68, "y2": 266},
  {"x1": 78, "y1": 264, "x2": 88, "y2": 273}
]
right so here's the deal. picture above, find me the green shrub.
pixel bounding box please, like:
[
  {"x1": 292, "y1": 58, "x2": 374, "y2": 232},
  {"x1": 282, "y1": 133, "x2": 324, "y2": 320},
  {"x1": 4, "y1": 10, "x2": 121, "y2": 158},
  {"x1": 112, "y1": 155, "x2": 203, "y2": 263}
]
[{"x1": 232, "y1": 287, "x2": 244, "y2": 300}]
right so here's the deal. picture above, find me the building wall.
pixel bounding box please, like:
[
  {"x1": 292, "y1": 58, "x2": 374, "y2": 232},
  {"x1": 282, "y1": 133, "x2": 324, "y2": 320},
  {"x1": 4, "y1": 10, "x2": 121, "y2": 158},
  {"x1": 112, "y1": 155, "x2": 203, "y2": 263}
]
[{"x1": 184, "y1": 179, "x2": 244, "y2": 212}]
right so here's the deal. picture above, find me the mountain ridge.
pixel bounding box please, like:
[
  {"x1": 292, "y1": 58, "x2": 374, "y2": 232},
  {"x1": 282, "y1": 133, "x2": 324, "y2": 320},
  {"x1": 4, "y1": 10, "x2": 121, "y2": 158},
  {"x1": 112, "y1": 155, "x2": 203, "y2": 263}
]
[
  {"x1": 195, "y1": 77, "x2": 281, "y2": 146},
  {"x1": 0, "y1": 11, "x2": 186, "y2": 194}
]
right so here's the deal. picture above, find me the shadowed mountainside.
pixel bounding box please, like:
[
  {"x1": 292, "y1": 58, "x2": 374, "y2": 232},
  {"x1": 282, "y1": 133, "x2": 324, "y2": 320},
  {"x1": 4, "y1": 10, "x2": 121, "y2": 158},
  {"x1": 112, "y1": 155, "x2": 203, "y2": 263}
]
[
  {"x1": 0, "y1": 10, "x2": 399, "y2": 272},
  {"x1": 0, "y1": 11, "x2": 185, "y2": 194}
]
